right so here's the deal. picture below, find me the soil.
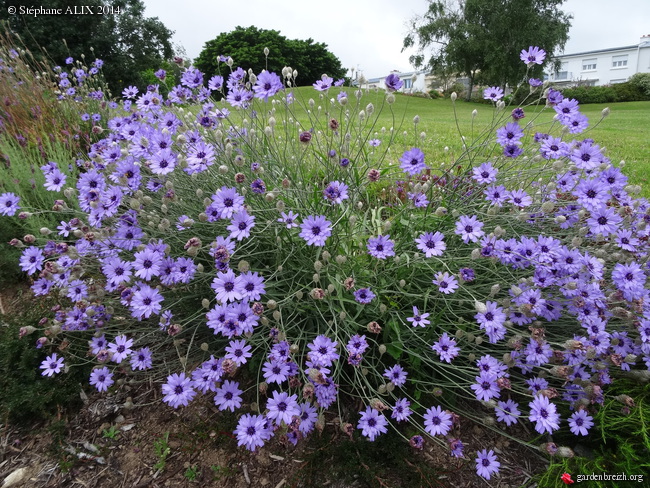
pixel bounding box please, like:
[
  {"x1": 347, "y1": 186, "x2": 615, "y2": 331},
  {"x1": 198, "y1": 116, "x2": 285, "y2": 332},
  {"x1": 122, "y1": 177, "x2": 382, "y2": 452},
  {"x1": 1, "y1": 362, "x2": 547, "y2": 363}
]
[{"x1": 0, "y1": 282, "x2": 548, "y2": 488}]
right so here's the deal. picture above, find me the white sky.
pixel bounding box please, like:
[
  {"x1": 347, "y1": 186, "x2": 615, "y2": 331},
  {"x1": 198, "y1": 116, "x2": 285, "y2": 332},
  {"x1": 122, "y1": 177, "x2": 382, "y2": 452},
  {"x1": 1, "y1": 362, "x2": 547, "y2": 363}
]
[{"x1": 141, "y1": 0, "x2": 650, "y2": 79}]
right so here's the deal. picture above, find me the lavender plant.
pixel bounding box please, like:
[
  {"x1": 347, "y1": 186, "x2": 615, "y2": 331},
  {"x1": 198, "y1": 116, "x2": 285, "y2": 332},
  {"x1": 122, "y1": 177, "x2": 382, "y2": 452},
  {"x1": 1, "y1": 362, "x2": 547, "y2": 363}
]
[{"x1": 4, "y1": 45, "x2": 650, "y2": 481}]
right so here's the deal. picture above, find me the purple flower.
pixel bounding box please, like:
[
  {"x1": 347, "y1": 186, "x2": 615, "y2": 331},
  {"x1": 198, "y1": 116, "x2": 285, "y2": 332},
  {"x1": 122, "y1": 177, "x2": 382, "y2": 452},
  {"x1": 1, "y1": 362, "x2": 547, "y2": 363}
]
[
  {"x1": 399, "y1": 148, "x2": 428, "y2": 176},
  {"x1": 449, "y1": 438, "x2": 465, "y2": 458},
  {"x1": 262, "y1": 358, "x2": 291, "y2": 384},
  {"x1": 415, "y1": 231, "x2": 446, "y2": 257},
  {"x1": 211, "y1": 187, "x2": 244, "y2": 219},
  {"x1": 267, "y1": 391, "x2": 300, "y2": 425},
  {"x1": 471, "y1": 372, "x2": 500, "y2": 401},
  {"x1": 391, "y1": 398, "x2": 412, "y2": 422},
  {"x1": 529, "y1": 78, "x2": 543, "y2": 87},
  {"x1": 568, "y1": 410, "x2": 594, "y2": 436},
  {"x1": 507, "y1": 189, "x2": 532, "y2": 208},
  {"x1": 298, "y1": 403, "x2": 318, "y2": 434},
  {"x1": 238, "y1": 271, "x2": 266, "y2": 302},
  {"x1": 495, "y1": 399, "x2": 520, "y2": 426},
  {"x1": 358, "y1": 406, "x2": 388, "y2": 441},
  {"x1": 528, "y1": 395, "x2": 560, "y2": 434},
  {"x1": 299, "y1": 215, "x2": 332, "y2": 247},
  {"x1": 130, "y1": 347, "x2": 153, "y2": 370},
  {"x1": 19, "y1": 247, "x2": 44, "y2": 275},
  {"x1": 431, "y1": 332, "x2": 460, "y2": 363},
  {"x1": 587, "y1": 206, "x2": 622, "y2": 237},
  {"x1": 383, "y1": 364, "x2": 408, "y2": 387},
  {"x1": 565, "y1": 112, "x2": 589, "y2": 134},
  {"x1": 503, "y1": 144, "x2": 524, "y2": 158},
  {"x1": 423, "y1": 406, "x2": 453, "y2": 436},
  {"x1": 455, "y1": 215, "x2": 484, "y2": 243},
  {"x1": 44, "y1": 169, "x2": 67, "y2": 191},
  {"x1": 108, "y1": 335, "x2": 133, "y2": 363},
  {"x1": 162, "y1": 372, "x2": 196, "y2": 408},
  {"x1": 313, "y1": 75, "x2": 334, "y2": 91},
  {"x1": 227, "y1": 211, "x2": 255, "y2": 241},
  {"x1": 520, "y1": 46, "x2": 546, "y2": 65},
  {"x1": 323, "y1": 181, "x2": 349, "y2": 204},
  {"x1": 131, "y1": 284, "x2": 164, "y2": 319},
  {"x1": 211, "y1": 270, "x2": 244, "y2": 303},
  {"x1": 369, "y1": 139, "x2": 381, "y2": 147},
  {"x1": 367, "y1": 235, "x2": 396, "y2": 259},
  {"x1": 214, "y1": 380, "x2": 243, "y2": 412},
  {"x1": 278, "y1": 211, "x2": 299, "y2": 229},
  {"x1": 133, "y1": 248, "x2": 162, "y2": 281},
  {"x1": 225, "y1": 339, "x2": 253, "y2": 366},
  {"x1": 354, "y1": 287, "x2": 375, "y2": 304},
  {"x1": 472, "y1": 162, "x2": 498, "y2": 184},
  {"x1": 475, "y1": 449, "x2": 500, "y2": 480},
  {"x1": 89, "y1": 366, "x2": 114, "y2": 392},
  {"x1": 253, "y1": 71, "x2": 283, "y2": 101},
  {"x1": 250, "y1": 178, "x2": 266, "y2": 194},
  {"x1": 433, "y1": 272, "x2": 459, "y2": 294},
  {"x1": 307, "y1": 335, "x2": 340, "y2": 367},
  {"x1": 385, "y1": 73, "x2": 404, "y2": 92},
  {"x1": 407, "y1": 306, "x2": 430, "y2": 328},
  {"x1": 483, "y1": 86, "x2": 504, "y2": 101},
  {"x1": 67, "y1": 279, "x2": 88, "y2": 302},
  {"x1": 40, "y1": 353, "x2": 64, "y2": 376},
  {"x1": 235, "y1": 414, "x2": 273, "y2": 451},
  {"x1": 496, "y1": 123, "x2": 524, "y2": 147}
]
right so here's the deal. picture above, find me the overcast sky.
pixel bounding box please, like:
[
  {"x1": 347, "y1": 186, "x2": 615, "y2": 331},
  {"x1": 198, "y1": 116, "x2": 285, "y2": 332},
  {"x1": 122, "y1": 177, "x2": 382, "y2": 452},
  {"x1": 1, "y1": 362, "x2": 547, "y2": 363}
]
[{"x1": 141, "y1": 0, "x2": 650, "y2": 79}]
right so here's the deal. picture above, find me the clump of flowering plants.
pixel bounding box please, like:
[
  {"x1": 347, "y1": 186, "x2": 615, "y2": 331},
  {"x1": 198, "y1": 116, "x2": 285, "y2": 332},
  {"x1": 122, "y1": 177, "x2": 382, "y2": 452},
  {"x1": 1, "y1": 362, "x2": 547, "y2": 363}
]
[{"x1": 5, "y1": 45, "x2": 650, "y2": 481}]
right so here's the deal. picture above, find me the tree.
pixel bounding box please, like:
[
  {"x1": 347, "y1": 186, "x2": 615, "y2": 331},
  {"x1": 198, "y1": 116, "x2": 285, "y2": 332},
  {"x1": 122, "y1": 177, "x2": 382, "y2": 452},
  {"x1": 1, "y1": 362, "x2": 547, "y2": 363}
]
[
  {"x1": 2, "y1": 0, "x2": 175, "y2": 94},
  {"x1": 194, "y1": 26, "x2": 346, "y2": 86},
  {"x1": 403, "y1": 0, "x2": 572, "y2": 100}
]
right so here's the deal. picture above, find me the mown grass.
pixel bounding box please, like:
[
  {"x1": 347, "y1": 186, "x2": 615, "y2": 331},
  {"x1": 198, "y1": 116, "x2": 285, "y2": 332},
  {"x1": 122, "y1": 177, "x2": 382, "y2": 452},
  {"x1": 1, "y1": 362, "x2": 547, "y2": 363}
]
[{"x1": 281, "y1": 87, "x2": 650, "y2": 195}]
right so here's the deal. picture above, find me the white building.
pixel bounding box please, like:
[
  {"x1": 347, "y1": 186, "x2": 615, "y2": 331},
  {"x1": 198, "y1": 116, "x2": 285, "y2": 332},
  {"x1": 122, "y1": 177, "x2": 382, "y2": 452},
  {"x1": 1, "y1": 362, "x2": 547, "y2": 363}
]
[
  {"x1": 546, "y1": 35, "x2": 650, "y2": 86},
  {"x1": 363, "y1": 70, "x2": 429, "y2": 93}
]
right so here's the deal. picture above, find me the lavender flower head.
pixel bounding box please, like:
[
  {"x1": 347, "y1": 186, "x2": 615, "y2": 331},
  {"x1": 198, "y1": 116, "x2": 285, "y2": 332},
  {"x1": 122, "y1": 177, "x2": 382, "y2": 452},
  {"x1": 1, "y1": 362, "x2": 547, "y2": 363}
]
[
  {"x1": 520, "y1": 46, "x2": 546, "y2": 65},
  {"x1": 358, "y1": 406, "x2": 388, "y2": 441},
  {"x1": 385, "y1": 73, "x2": 403, "y2": 92},
  {"x1": 475, "y1": 449, "x2": 500, "y2": 480}
]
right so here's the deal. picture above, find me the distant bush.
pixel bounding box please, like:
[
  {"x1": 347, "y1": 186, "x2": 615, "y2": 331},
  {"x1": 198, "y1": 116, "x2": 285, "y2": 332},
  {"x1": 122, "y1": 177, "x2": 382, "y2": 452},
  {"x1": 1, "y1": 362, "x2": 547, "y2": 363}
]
[
  {"x1": 628, "y1": 73, "x2": 650, "y2": 97},
  {"x1": 560, "y1": 81, "x2": 650, "y2": 104}
]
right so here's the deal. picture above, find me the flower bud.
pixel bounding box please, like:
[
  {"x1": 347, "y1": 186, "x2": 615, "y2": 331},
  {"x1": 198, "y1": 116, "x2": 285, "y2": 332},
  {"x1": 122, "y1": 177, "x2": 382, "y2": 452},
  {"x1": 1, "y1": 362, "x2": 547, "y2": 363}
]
[{"x1": 450, "y1": 92, "x2": 457, "y2": 101}]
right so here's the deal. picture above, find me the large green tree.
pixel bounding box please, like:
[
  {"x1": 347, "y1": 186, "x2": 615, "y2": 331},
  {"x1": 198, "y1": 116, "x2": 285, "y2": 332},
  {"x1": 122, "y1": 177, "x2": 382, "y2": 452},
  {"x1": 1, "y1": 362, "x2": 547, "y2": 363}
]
[
  {"x1": 1, "y1": 0, "x2": 175, "y2": 94},
  {"x1": 195, "y1": 26, "x2": 346, "y2": 86},
  {"x1": 403, "y1": 0, "x2": 572, "y2": 100}
]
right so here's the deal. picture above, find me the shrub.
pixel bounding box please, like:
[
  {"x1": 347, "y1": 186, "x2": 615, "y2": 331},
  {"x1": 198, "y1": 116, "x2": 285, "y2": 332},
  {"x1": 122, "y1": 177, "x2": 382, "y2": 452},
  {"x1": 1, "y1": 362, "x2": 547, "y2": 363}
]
[
  {"x1": 2, "y1": 50, "x2": 650, "y2": 482},
  {"x1": 628, "y1": 73, "x2": 650, "y2": 98},
  {"x1": 560, "y1": 81, "x2": 650, "y2": 104}
]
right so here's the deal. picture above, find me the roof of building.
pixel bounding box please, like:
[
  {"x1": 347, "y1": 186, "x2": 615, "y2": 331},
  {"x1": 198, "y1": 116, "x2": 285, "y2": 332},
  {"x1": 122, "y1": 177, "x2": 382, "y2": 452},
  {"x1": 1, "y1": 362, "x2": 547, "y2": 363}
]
[{"x1": 557, "y1": 45, "x2": 640, "y2": 58}]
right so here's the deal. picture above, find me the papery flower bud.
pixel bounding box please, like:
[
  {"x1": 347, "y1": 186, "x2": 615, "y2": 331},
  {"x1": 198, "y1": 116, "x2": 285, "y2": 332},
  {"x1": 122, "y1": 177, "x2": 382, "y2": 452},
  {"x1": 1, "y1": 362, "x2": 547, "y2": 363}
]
[
  {"x1": 378, "y1": 344, "x2": 386, "y2": 356},
  {"x1": 450, "y1": 92, "x2": 457, "y2": 101}
]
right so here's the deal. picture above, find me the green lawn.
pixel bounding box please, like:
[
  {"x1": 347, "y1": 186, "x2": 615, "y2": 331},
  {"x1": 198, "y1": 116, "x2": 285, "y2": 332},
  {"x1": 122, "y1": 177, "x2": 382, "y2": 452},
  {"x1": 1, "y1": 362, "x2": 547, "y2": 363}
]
[{"x1": 281, "y1": 87, "x2": 650, "y2": 195}]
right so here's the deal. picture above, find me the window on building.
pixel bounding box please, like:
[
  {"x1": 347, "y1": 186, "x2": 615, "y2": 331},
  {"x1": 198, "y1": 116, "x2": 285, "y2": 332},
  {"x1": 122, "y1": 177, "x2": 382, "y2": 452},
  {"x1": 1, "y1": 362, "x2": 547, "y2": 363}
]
[
  {"x1": 610, "y1": 78, "x2": 626, "y2": 84},
  {"x1": 404, "y1": 78, "x2": 412, "y2": 89},
  {"x1": 612, "y1": 55, "x2": 628, "y2": 68},
  {"x1": 582, "y1": 58, "x2": 597, "y2": 70},
  {"x1": 555, "y1": 71, "x2": 568, "y2": 80}
]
